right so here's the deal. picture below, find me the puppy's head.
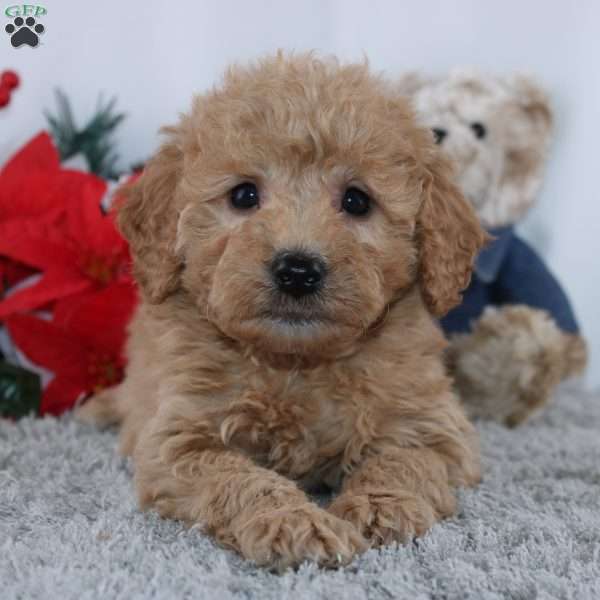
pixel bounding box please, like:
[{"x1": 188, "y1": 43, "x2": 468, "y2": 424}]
[
  {"x1": 399, "y1": 70, "x2": 553, "y2": 228},
  {"x1": 120, "y1": 54, "x2": 486, "y2": 356}
]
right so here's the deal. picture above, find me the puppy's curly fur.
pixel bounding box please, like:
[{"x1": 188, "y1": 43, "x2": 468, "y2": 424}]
[{"x1": 79, "y1": 53, "x2": 487, "y2": 569}]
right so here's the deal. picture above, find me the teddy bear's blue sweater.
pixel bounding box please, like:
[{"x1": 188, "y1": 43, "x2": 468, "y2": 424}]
[{"x1": 441, "y1": 226, "x2": 580, "y2": 335}]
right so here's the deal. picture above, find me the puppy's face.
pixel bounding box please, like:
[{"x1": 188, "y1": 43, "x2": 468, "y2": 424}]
[
  {"x1": 120, "y1": 56, "x2": 486, "y2": 356},
  {"x1": 179, "y1": 141, "x2": 420, "y2": 356}
]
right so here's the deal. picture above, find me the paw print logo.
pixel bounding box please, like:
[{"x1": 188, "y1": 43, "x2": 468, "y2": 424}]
[{"x1": 5, "y1": 16, "x2": 45, "y2": 48}]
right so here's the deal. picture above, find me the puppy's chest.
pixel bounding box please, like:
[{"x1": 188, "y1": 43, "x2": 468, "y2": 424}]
[{"x1": 219, "y1": 367, "x2": 363, "y2": 479}]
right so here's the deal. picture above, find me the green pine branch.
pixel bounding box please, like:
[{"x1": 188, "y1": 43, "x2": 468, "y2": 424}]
[
  {"x1": 0, "y1": 361, "x2": 41, "y2": 419},
  {"x1": 45, "y1": 89, "x2": 126, "y2": 180}
]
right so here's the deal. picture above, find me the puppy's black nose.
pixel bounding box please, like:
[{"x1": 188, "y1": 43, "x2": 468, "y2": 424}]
[
  {"x1": 271, "y1": 252, "x2": 325, "y2": 298},
  {"x1": 432, "y1": 127, "x2": 447, "y2": 144}
]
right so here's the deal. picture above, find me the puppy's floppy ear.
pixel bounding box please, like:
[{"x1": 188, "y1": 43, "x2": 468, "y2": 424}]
[
  {"x1": 497, "y1": 75, "x2": 553, "y2": 217},
  {"x1": 118, "y1": 127, "x2": 184, "y2": 304},
  {"x1": 418, "y1": 152, "x2": 489, "y2": 317}
]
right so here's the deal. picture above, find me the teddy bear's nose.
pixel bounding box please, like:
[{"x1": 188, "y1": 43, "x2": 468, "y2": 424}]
[
  {"x1": 432, "y1": 128, "x2": 448, "y2": 144},
  {"x1": 271, "y1": 252, "x2": 325, "y2": 298}
]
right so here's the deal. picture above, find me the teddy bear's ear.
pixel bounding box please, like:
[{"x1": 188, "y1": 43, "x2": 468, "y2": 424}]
[
  {"x1": 396, "y1": 72, "x2": 430, "y2": 97},
  {"x1": 496, "y1": 75, "x2": 553, "y2": 220}
]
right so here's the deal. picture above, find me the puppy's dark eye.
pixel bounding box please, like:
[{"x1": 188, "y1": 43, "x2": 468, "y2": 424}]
[
  {"x1": 471, "y1": 122, "x2": 486, "y2": 139},
  {"x1": 341, "y1": 187, "x2": 371, "y2": 217},
  {"x1": 230, "y1": 182, "x2": 259, "y2": 209}
]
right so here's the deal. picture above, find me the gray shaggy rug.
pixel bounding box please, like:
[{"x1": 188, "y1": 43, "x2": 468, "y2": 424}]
[{"x1": 1, "y1": 383, "x2": 599, "y2": 600}]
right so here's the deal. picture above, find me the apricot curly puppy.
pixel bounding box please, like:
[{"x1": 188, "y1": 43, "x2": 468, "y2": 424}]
[{"x1": 78, "y1": 53, "x2": 487, "y2": 569}]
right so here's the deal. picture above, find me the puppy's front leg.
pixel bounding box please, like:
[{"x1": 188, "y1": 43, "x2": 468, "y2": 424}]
[
  {"x1": 328, "y1": 446, "x2": 474, "y2": 546},
  {"x1": 133, "y1": 415, "x2": 366, "y2": 569}
]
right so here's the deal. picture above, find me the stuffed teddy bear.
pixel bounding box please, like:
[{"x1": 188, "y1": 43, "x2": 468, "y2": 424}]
[{"x1": 399, "y1": 70, "x2": 587, "y2": 426}]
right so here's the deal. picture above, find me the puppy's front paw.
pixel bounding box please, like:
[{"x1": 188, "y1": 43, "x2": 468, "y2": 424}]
[
  {"x1": 235, "y1": 503, "x2": 367, "y2": 569},
  {"x1": 328, "y1": 491, "x2": 439, "y2": 547}
]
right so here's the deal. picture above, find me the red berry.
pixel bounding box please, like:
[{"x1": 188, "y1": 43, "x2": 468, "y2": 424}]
[
  {"x1": 1, "y1": 70, "x2": 20, "y2": 90},
  {"x1": 0, "y1": 87, "x2": 10, "y2": 108}
]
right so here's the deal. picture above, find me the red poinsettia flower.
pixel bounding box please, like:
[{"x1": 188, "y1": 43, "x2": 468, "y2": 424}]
[
  {"x1": 1, "y1": 132, "x2": 76, "y2": 219},
  {"x1": 0, "y1": 261, "x2": 34, "y2": 295},
  {"x1": 0, "y1": 178, "x2": 130, "y2": 319},
  {"x1": 0, "y1": 132, "x2": 59, "y2": 216},
  {"x1": 0, "y1": 132, "x2": 112, "y2": 297},
  {"x1": 0, "y1": 133, "x2": 57, "y2": 293},
  {"x1": 5, "y1": 281, "x2": 138, "y2": 415}
]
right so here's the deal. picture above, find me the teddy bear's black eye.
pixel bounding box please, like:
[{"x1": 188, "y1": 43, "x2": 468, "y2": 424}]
[
  {"x1": 471, "y1": 122, "x2": 486, "y2": 139},
  {"x1": 341, "y1": 187, "x2": 371, "y2": 217},
  {"x1": 432, "y1": 128, "x2": 447, "y2": 144},
  {"x1": 230, "y1": 182, "x2": 259, "y2": 209}
]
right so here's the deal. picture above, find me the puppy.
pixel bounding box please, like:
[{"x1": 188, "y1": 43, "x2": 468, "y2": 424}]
[{"x1": 79, "y1": 53, "x2": 487, "y2": 569}]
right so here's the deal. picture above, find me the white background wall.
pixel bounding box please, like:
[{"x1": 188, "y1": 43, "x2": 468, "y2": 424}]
[{"x1": 1, "y1": 0, "x2": 599, "y2": 386}]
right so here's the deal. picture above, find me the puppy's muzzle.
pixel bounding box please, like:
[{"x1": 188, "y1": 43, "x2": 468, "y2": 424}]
[{"x1": 271, "y1": 251, "x2": 326, "y2": 298}]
